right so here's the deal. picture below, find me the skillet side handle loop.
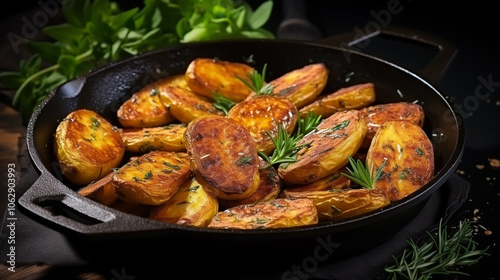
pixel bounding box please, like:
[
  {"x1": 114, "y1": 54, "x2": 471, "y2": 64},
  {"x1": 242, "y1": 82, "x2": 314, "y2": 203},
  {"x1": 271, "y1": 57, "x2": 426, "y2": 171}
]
[{"x1": 318, "y1": 25, "x2": 457, "y2": 84}]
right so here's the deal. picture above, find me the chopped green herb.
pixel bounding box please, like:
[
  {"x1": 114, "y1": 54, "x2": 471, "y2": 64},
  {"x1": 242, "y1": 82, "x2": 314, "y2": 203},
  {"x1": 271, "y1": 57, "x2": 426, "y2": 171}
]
[
  {"x1": 236, "y1": 156, "x2": 254, "y2": 165},
  {"x1": 149, "y1": 88, "x2": 159, "y2": 96},
  {"x1": 144, "y1": 170, "x2": 153, "y2": 180},
  {"x1": 90, "y1": 117, "x2": 100, "y2": 130},
  {"x1": 331, "y1": 120, "x2": 350, "y2": 131},
  {"x1": 416, "y1": 147, "x2": 424, "y2": 156}
]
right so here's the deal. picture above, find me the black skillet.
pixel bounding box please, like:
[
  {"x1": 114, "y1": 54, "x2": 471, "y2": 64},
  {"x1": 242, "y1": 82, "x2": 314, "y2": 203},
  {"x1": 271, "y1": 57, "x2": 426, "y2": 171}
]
[{"x1": 18, "y1": 26, "x2": 464, "y2": 274}]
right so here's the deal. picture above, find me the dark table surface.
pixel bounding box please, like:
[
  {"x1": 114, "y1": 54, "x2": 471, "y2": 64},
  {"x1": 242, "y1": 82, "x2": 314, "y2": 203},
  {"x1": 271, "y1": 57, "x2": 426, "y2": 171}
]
[{"x1": 1, "y1": 1, "x2": 499, "y2": 279}]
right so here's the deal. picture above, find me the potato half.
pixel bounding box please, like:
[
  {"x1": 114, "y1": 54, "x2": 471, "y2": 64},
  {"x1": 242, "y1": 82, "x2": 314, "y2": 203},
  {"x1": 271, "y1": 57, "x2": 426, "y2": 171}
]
[
  {"x1": 184, "y1": 115, "x2": 260, "y2": 200},
  {"x1": 208, "y1": 198, "x2": 318, "y2": 229},
  {"x1": 185, "y1": 58, "x2": 254, "y2": 102},
  {"x1": 119, "y1": 124, "x2": 187, "y2": 153},
  {"x1": 227, "y1": 95, "x2": 299, "y2": 154},
  {"x1": 54, "y1": 109, "x2": 125, "y2": 185},
  {"x1": 77, "y1": 172, "x2": 117, "y2": 206},
  {"x1": 366, "y1": 120, "x2": 434, "y2": 201},
  {"x1": 269, "y1": 63, "x2": 328, "y2": 108},
  {"x1": 283, "y1": 189, "x2": 390, "y2": 221},
  {"x1": 159, "y1": 86, "x2": 224, "y2": 124},
  {"x1": 116, "y1": 75, "x2": 188, "y2": 128},
  {"x1": 149, "y1": 177, "x2": 219, "y2": 227},
  {"x1": 113, "y1": 151, "x2": 191, "y2": 205},
  {"x1": 299, "y1": 83, "x2": 376, "y2": 118},
  {"x1": 278, "y1": 110, "x2": 367, "y2": 185}
]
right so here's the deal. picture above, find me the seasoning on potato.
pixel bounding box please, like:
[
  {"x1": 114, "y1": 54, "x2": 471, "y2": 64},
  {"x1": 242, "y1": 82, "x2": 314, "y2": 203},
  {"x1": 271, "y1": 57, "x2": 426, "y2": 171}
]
[
  {"x1": 113, "y1": 151, "x2": 191, "y2": 205},
  {"x1": 184, "y1": 115, "x2": 260, "y2": 200},
  {"x1": 185, "y1": 58, "x2": 255, "y2": 102},
  {"x1": 227, "y1": 95, "x2": 299, "y2": 154},
  {"x1": 54, "y1": 109, "x2": 125, "y2": 185},
  {"x1": 149, "y1": 177, "x2": 219, "y2": 227},
  {"x1": 208, "y1": 198, "x2": 318, "y2": 229},
  {"x1": 118, "y1": 123, "x2": 187, "y2": 153},
  {"x1": 299, "y1": 82, "x2": 376, "y2": 118},
  {"x1": 366, "y1": 120, "x2": 434, "y2": 201},
  {"x1": 278, "y1": 110, "x2": 367, "y2": 185}
]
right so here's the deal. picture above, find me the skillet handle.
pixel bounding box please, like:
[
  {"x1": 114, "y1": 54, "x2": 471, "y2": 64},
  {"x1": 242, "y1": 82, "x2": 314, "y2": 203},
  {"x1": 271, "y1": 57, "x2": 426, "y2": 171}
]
[
  {"x1": 317, "y1": 25, "x2": 457, "y2": 84},
  {"x1": 18, "y1": 172, "x2": 167, "y2": 235}
]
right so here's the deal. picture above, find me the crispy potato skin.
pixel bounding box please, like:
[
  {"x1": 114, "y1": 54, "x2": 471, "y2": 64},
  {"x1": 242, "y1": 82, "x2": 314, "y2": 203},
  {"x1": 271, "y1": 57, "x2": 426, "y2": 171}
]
[
  {"x1": 113, "y1": 151, "x2": 191, "y2": 205},
  {"x1": 227, "y1": 96, "x2": 299, "y2": 154},
  {"x1": 54, "y1": 109, "x2": 125, "y2": 185},
  {"x1": 284, "y1": 189, "x2": 390, "y2": 221},
  {"x1": 116, "y1": 75, "x2": 188, "y2": 128},
  {"x1": 159, "y1": 86, "x2": 224, "y2": 124},
  {"x1": 299, "y1": 83, "x2": 376, "y2": 118},
  {"x1": 185, "y1": 115, "x2": 260, "y2": 200},
  {"x1": 149, "y1": 177, "x2": 219, "y2": 227},
  {"x1": 278, "y1": 110, "x2": 367, "y2": 185},
  {"x1": 119, "y1": 124, "x2": 187, "y2": 153},
  {"x1": 208, "y1": 198, "x2": 318, "y2": 229},
  {"x1": 219, "y1": 158, "x2": 281, "y2": 209},
  {"x1": 77, "y1": 172, "x2": 117, "y2": 206},
  {"x1": 360, "y1": 102, "x2": 425, "y2": 148},
  {"x1": 268, "y1": 63, "x2": 328, "y2": 108},
  {"x1": 185, "y1": 58, "x2": 254, "y2": 102},
  {"x1": 367, "y1": 120, "x2": 434, "y2": 201}
]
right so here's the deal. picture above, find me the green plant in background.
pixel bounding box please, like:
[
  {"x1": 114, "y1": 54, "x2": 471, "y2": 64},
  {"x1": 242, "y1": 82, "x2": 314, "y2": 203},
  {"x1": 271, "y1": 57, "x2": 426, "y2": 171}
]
[{"x1": 0, "y1": 0, "x2": 274, "y2": 124}]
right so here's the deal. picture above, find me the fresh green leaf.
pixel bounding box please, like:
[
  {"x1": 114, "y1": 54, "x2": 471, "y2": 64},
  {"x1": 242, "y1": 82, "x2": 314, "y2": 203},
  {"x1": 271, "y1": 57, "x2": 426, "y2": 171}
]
[
  {"x1": 26, "y1": 42, "x2": 62, "y2": 64},
  {"x1": 248, "y1": 1, "x2": 273, "y2": 29},
  {"x1": 213, "y1": 92, "x2": 236, "y2": 115},
  {"x1": 341, "y1": 156, "x2": 386, "y2": 189},
  {"x1": 43, "y1": 23, "x2": 85, "y2": 44}
]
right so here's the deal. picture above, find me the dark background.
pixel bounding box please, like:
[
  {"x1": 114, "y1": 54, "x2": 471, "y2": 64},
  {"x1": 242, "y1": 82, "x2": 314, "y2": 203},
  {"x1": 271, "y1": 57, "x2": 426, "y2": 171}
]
[{"x1": 1, "y1": 0, "x2": 499, "y2": 279}]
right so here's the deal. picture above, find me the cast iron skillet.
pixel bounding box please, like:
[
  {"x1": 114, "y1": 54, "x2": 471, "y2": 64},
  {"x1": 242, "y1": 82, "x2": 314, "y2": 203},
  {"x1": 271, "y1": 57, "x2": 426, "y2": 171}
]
[{"x1": 18, "y1": 26, "x2": 464, "y2": 270}]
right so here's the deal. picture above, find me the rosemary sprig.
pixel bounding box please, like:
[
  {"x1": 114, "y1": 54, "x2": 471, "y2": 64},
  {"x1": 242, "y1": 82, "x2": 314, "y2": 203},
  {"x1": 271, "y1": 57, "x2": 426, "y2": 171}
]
[
  {"x1": 258, "y1": 111, "x2": 322, "y2": 169},
  {"x1": 341, "y1": 155, "x2": 386, "y2": 189},
  {"x1": 238, "y1": 63, "x2": 274, "y2": 96},
  {"x1": 212, "y1": 92, "x2": 236, "y2": 115},
  {"x1": 385, "y1": 219, "x2": 490, "y2": 280}
]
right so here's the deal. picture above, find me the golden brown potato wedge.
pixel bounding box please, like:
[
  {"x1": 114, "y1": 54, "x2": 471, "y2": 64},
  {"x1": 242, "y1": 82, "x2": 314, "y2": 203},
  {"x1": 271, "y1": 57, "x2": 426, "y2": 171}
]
[
  {"x1": 149, "y1": 177, "x2": 219, "y2": 227},
  {"x1": 227, "y1": 95, "x2": 299, "y2": 154},
  {"x1": 108, "y1": 200, "x2": 154, "y2": 218},
  {"x1": 268, "y1": 63, "x2": 328, "y2": 109},
  {"x1": 282, "y1": 169, "x2": 350, "y2": 195},
  {"x1": 77, "y1": 172, "x2": 117, "y2": 206},
  {"x1": 219, "y1": 157, "x2": 281, "y2": 209},
  {"x1": 184, "y1": 115, "x2": 260, "y2": 200},
  {"x1": 159, "y1": 86, "x2": 224, "y2": 124},
  {"x1": 116, "y1": 75, "x2": 188, "y2": 128},
  {"x1": 360, "y1": 102, "x2": 425, "y2": 148},
  {"x1": 119, "y1": 124, "x2": 187, "y2": 153},
  {"x1": 54, "y1": 109, "x2": 125, "y2": 185},
  {"x1": 283, "y1": 189, "x2": 390, "y2": 221},
  {"x1": 208, "y1": 198, "x2": 318, "y2": 229},
  {"x1": 366, "y1": 120, "x2": 434, "y2": 201},
  {"x1": 278, "y1": 110, "x2": 367, "y2": 185},
  {"x1": 185, "y1": 58, "x2": 255, "y2": 102},
  {"x1": 113, "y1": 151, "x2": 191, "y2": 205},
  {"x1": 299, "y1": 83, "x2": 376, "y2": 118}
]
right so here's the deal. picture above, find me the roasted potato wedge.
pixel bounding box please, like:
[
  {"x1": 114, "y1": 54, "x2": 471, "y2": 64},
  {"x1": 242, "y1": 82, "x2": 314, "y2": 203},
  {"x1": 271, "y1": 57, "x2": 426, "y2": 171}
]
[
  {"x1": 208, "y1": 198, "x2": 318, "y2": 229},
  {"x1": 299, "y1": 83, "x2": 376, "y2": 118},
  {"x1": 108, "y1": 200, "x2": 154, "y2": 218},
  {"x1": 367, "y1": 120, "x2": 434, "y2": 201},
  {"x1": 278, "y1": 110, "x2": 367, "y2": 185},
  {"x1": 282, "y1": 169, "x2": 350, "y2": 195},
  {"x1": 184, "y1": 115, "x2": 260, "y2": 200},
  {"x1": 283, "y1": 189, "x2": 390, "y2": 221},
  {"x1": 54, "y1": 109, "x2": 125, "y2": 185},
  {"x1": 185, "y1": 58, "x2": 255, "y2": 102},
  {"x1": 227, "y1": 95, "x2": 299, "y2": 154},
  {"x1": 116, "y1": 75, "x2": 188, "y2": 128},
  {"x1": 113, "y1": 151, "x2": 191, "y2": 205},
  {"x1": 159, "y1": 86, "x2": 224, "y2": 124},
  {"x1": 119, "y1": 124, "x2": 187, "y2": 153},
  {"x1": 219, "y1": 157, "x2": 281, "y2": 209},
  {"x1": 77, "y1": 172, "x2": 117, "y2": 206},
  {"x1": 149, "y1": 177, "x2": 219, "y2": 227},
  {"x1": 268, "y1": 63, "x2": 328, "y2": 108},
  {"x1": 360, "y1": 102, "x2": 425, "y2": 148}
]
